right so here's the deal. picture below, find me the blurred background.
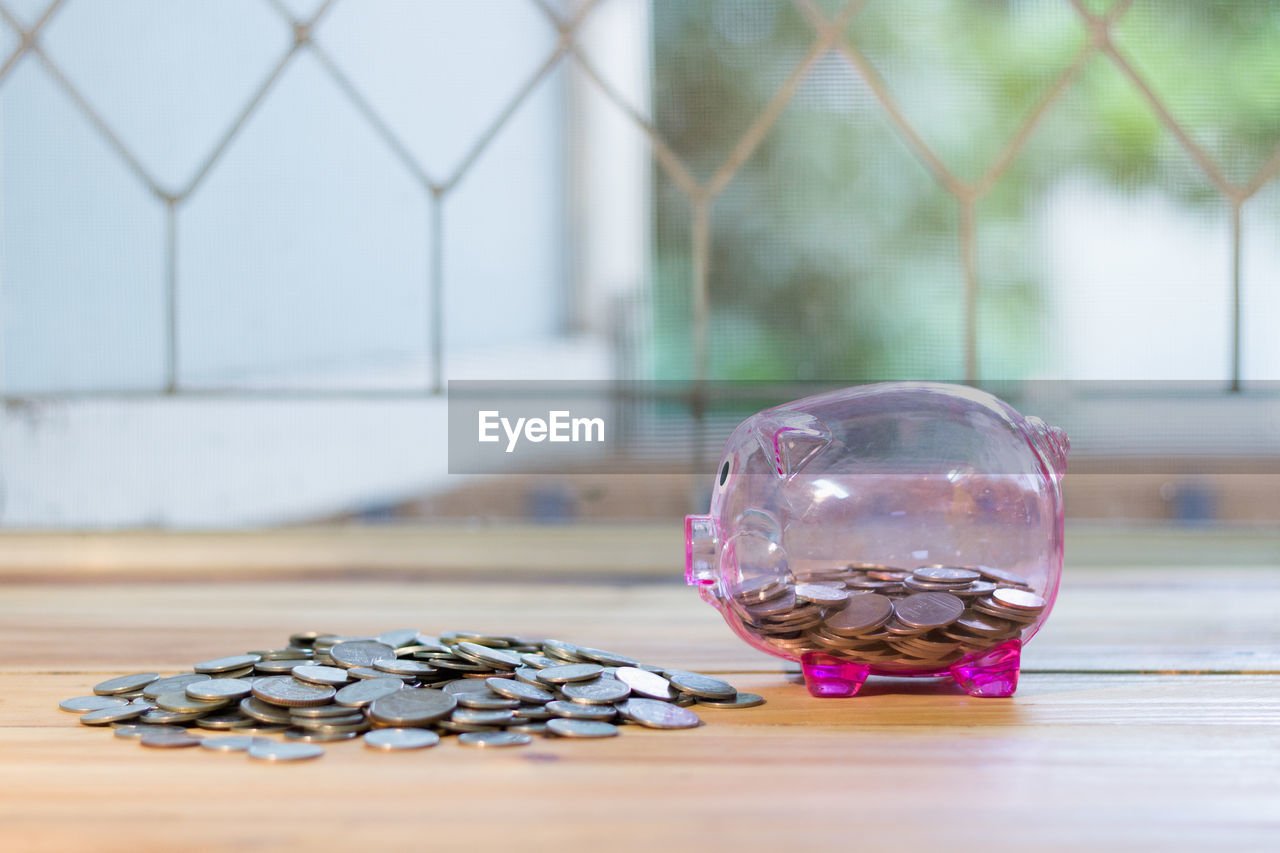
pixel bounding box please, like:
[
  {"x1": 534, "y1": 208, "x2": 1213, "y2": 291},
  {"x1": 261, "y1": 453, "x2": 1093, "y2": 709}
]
[{"x1": 2, "y1": 0, "x2": 1279, "y2": 537}]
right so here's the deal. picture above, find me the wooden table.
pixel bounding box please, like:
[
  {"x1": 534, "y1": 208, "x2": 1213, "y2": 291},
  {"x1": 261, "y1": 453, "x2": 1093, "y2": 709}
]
[{"x1": 3, "y1": 559, "x2": 1278, "y2": 851}]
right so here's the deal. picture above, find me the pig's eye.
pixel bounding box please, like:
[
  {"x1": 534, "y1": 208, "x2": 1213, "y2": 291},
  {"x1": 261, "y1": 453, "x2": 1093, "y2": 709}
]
[{"x1": 718, "y1": 459, "x2": 731, "y2": 488}]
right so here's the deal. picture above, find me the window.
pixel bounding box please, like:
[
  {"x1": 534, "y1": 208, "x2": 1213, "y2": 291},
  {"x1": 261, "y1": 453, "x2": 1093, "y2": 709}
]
[{"x1": 3, "y1": 0, "x2": 1278, "y2": 528}]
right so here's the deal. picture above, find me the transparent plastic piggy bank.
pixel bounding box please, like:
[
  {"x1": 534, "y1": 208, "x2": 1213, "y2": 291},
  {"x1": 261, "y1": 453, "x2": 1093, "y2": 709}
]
[{"x1": 685, "y1": 382, "x2": 1068, "y2": 698}]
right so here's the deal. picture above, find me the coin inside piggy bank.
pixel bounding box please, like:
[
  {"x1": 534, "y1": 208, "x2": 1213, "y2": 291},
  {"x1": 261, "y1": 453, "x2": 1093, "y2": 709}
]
[{"x1": 685, "y1": 382, "x2": 1068, "y2": 698}]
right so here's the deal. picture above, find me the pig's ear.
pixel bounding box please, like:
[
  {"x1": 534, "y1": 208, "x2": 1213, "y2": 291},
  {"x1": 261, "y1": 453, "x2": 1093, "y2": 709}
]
[{"x1": 753, "y1": 410, "x2": 830, "y2": 479}]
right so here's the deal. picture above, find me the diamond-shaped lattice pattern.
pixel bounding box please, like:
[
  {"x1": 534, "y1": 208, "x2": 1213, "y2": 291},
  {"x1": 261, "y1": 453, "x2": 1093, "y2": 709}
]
[
  {"x1": 1111, "y1": 0, "x2": 1280, "y2": 188},
  {"x1": 1, "y1": 58, "x2": 166, "y2": 393},
  {"x1": 2, "y1": 0, "x2": 53, "y2": 29},
  {"x1": 849, "y1": 0, "x2": 1088, "y2": 184},
  {"x1": 2, "y1": 0, "x2": 1280, "y2": 396},
  {"x1": 39, "y1": 0, "x2": 290, "y2": 192},
  {"x1": 314, "y1": 0, "x2": 559, "y2": 183},
  {"x1": 179, "y1": 52, "x2": 431, "y2": 388},
  {"x1": 652, "y1": 0, "x2": 817, "y2": 182},
  {"x1": 706, "y1": 50, "x2": 964, "y2": 380}
]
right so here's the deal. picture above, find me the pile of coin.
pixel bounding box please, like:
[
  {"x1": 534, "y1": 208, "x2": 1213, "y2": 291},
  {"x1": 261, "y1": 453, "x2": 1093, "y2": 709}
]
[
  {"x1": 59, "y1": 630, "x2": 763, "y2": 761},
  {"x1": 724, "y1": 565, "x2": 1046, "y2": 670}
]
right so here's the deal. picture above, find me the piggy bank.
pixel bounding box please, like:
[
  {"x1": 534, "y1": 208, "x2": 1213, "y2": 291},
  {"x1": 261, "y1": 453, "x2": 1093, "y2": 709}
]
[{"x1": 684, "y1": 382, "x2": 1068, "y2": 698}]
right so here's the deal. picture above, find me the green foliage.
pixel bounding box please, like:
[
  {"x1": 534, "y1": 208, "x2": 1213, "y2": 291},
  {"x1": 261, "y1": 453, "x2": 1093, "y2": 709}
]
[{"x1": 651, "y1": 0, "x2": 1280, "y2": 381}]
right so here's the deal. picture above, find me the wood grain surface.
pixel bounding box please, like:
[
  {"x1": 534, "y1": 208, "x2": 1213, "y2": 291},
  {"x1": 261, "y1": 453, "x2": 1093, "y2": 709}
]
[{"x1": 2, "y1": 563, "x2": 1278, "y2": 851}]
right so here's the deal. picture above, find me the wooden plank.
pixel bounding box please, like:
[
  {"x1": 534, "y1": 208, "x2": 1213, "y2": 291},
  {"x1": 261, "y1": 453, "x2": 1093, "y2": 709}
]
[
  {"x1": 0, "y1": 571, "x2": 1276, "y2": 675},
  {"x1": 2, "y1": 525, "x2": 1280, "y2": 579},
  {"x1": 2, "y1": 568, "x2": 1279, "y2": 851},
  {"x1": 3, "y1": 672, "x2": 1278, "y2": 851}
]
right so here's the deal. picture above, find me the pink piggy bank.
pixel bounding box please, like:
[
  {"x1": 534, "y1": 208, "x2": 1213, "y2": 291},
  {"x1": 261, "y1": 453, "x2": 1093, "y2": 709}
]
[{"x1": 685, "y1": 382, "x2": 1068, "y2": 698}]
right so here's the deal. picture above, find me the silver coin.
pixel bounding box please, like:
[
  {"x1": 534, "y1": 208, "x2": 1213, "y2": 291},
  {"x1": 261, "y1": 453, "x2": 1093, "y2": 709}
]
[
  {"x1": 239, "y1": 696, "x2": 293, "y2": 724},
  {"x1": 536, "y1": 663, "x2": 604, "y2": 685},
  {"x1": 437, "y1": 679, "x2": 489, "y2": 695},
  {"x1": 457, "y1": 731, "x2": 532, "y2": 748},
  {"x1": 794, "y1": 583, "x2": 850, "y2": 605},
  {"x1": 575, "y1": 646, "x2": 640, "y2": 668},
  {"x1": 613, "y1": 667, "x2": 675, "y2": 701},
  {"x1": 452, "y1": 707, "x2": 515, "y2": 726},
  {"x1": 485, "y1": 677, "x2": 554, "y2": 704},
  {"x1": 334, "y1": 677, "x2": 403, "y2": 708},
  {"x1": 666, "y1": 671, "x2": 737, "y2": 701},
  {"x1": 297, "y1": 718, "x2": 370, "y2": 735},
  {"x1": 992, "y1": 588, "x2": 1046, "y2": 610},
  {"x1": 248, "y1": 742, "x2": 325, "y2": 761},
  {"x1": 545, "y1": 700, "x2": 617, "y2": 721},
  {"x1": 731, "y1": 576, "x2": 791, "y2": 603},
  {"x1": 285, "y1": 730, "x2": 359, "y2": 743},
  {"x1": 695, "y1": 692, "x2": 766, "y2": 709},
  {"x1": 541, "y1": 639, "x2": 585, "y2": 662},
  {"x1": 290, "y1": 703, "x2": 359, "y2": 719},
  {"x1": 429, "y1": 656, "x2": 491, "y2": 673},
  {"x1": 368, "y1": 688, "x2": 457, "y2": 726},
  {"x1": 193, "y1": 655, "x2": 260, "y2": 674},
  {"x1": 200, "y1": 735, "x2": 272, "y2": 753},
  {"x1": 329, "y1": 641, "x2": 397, "y2": 669},
  {"x1": 251, "y1": 676, "x2": 336, "y2": 708},
  {"x1": 372, "y1": 659, "x2": 437, "y2": 678},
  {"x1": 519, "y1": 654, "x2": 560, "y2": 669},
  {"x1": 894, "y1": 592, "x2": 966, "y2": 629},
  {"x1": 290, "y1": 665, "x2": 351, "y2": 687},
  {"x1": 186, "y1": 678, "x2": 253, "y2": 701},
  {"x1": 912, "y1": 566, "x2": 981, "y2": 584},
  {"x1": 143, "y1": 673, "x2": 211, "y2": 699},
  {"x1": 514, "y1": 668, "x2": 546, "y2": 687},
  {"x1": 513, "y1": 706, "x2": 555, "y2": 721},
  {"x1": 615, "y1": 698, "x2": 701, "y2": 729},
  {"x1": 60, "y1": 695, "x2": 127, "y2": 713},
  {"x1": 194, "y1": 711, "x2": 254, "y2": 730},
  {"x1": 456, "y1": 691, "x2": 520, "y2": 710},
  {"x1": 562, "y1": 678, "x2": 631, "y2": 705},
  {"x1": 436, "y1": 720, "x2": 501, "y2": 734},
  {"x1": 347, "y1": 666, "x2": 398, "y2": 680},
  {"x1": 113, "y1": 724, "x2": 185, "y2": 739},
  {"x1": 508, "y1": 723, "x2": 548, "y2": 735},
  {"x1": 376, "y1": 628, "x2": 421, "y2": 649},
  {"x1": 443, "y1": 630, "x2": 514, "y2": 646},
  {"x1": 453, "y1": 642, "x2": 522, "y2": 670},
  {"x1": 975, "y1": 565, "x2": 1033, "y2": 587},
  {"x1": 363, "y1": 728, "x2": 440, "y2": 751},
  {"x1": 154, "y1": 691, "x2": 231, "y2": 714},
  {"x1": 92, "y1": 672, "x2": 160, "y2": 696},
  {"x1": 253, "y1": 658, "x2": 317, "y2": 675},
  {"x1": 139, "y1": 708, "x2": 204, "y2": 724},
  {"x1": 79, "y1": 703, "x2": 148, "y2": 726},
  {"x1": 546, "y1": 718, "x2": 619, "y2": 739},
  {"x1": 235, "y1": 724, "x2": 290, "y2": 736},
  {"x1": 140, "y1": 733, "x2": 202, "y2": 748},
  {"x1": 292, "y1": 713, "x2": 367, "y2": 730}
]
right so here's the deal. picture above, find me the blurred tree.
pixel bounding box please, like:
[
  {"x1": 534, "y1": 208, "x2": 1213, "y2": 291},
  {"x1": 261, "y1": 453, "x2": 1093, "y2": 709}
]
[{"x1": 650, "y1": 0, "x2": 1280, "y2": 382}]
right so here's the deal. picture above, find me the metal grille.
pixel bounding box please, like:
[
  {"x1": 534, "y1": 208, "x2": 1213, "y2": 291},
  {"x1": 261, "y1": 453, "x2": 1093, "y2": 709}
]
[{"x1": 2, "y1": 0, "x2": 1279, "y2": 399}]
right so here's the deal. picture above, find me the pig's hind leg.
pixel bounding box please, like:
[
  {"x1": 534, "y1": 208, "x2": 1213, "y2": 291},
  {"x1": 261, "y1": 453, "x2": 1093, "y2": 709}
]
[
  {"x1": 800, "y1": 652, "x2": 870, "y2": 698},
  {"x1": 950, "y1": 639, "x2": 1021, "y2": 698}
]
